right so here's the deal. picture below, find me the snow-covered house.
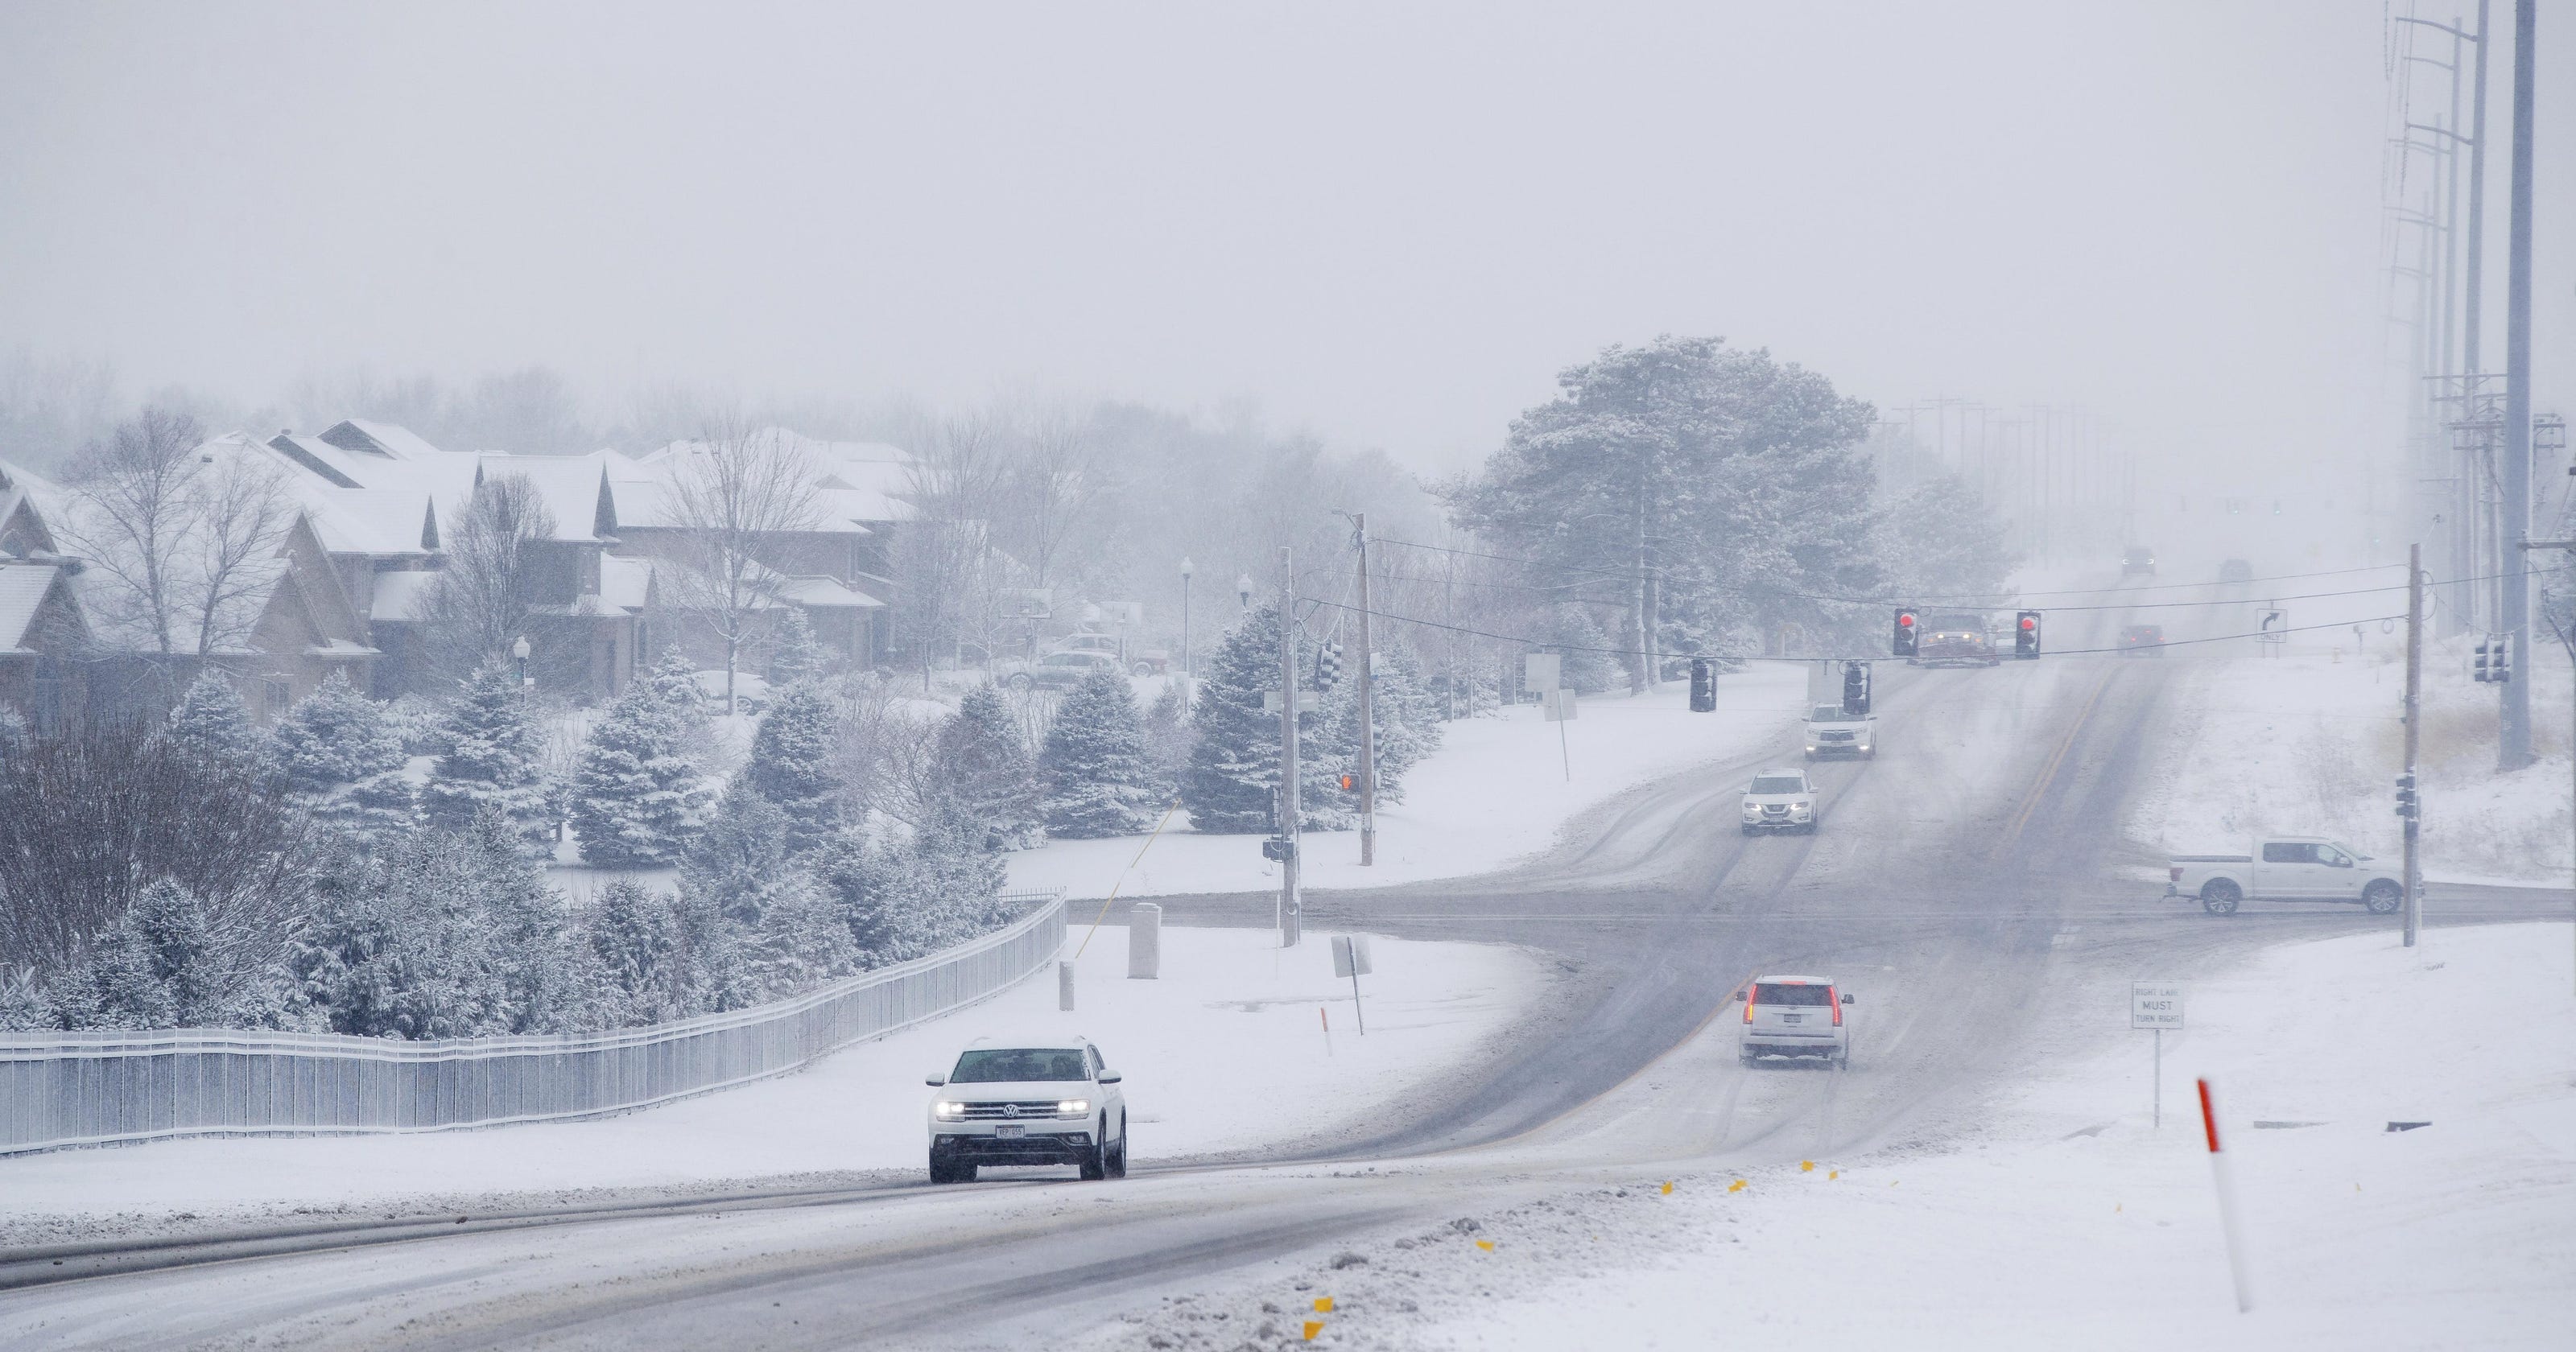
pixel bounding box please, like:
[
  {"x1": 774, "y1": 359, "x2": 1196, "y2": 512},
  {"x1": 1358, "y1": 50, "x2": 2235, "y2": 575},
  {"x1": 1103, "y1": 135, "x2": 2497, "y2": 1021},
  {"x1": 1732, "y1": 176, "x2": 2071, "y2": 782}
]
[
  {"x1": 0, "y1": 560, "x2": 89, "y2": 734},
  {"x1": 603, "y1": 431, "x2": 912, "y2": 671}
]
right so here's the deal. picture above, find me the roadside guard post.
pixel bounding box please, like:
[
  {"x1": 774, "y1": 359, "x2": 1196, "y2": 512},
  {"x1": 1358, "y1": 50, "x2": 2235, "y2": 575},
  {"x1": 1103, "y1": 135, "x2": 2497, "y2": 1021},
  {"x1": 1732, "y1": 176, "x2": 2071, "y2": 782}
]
[
  {"x1": 1058, "y1": 960, "x2": 1075, "y2": 1012},
  {"x1": 2199, "y1": 1078, "x2": 2255, "y2": 1313},
  {"x1": 1128, "y1": 902, "x2": 1161, "y2": 979},
  {"x1": 2131, "y1": 981, "x2": 2184, "y2": 1126},
  {"x1": 1331, "y1": 934, "x2": 1374, "y2": 1034}
]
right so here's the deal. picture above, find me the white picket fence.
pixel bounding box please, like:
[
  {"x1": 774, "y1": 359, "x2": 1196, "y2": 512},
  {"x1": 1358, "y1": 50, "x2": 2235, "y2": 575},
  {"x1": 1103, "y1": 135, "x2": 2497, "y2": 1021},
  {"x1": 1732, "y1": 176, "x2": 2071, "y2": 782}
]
[{"x1": 0, "y1": 891, "x2": 1065, "y2": 1156}]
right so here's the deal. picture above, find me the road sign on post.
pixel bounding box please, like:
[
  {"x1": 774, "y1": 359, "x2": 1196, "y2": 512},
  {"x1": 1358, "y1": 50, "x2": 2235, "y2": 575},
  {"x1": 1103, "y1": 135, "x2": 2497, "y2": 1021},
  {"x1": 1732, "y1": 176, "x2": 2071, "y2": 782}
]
[
  {"x1": 2132, "y1": 981, "x2": 2185, "y2": 1126},
  {"x1": 1331, "y1": 934, "x2": 1373, "y2": 1034},
  {"x1": 1523, "y1": 653, "x2": 1562, "y2": 697}
]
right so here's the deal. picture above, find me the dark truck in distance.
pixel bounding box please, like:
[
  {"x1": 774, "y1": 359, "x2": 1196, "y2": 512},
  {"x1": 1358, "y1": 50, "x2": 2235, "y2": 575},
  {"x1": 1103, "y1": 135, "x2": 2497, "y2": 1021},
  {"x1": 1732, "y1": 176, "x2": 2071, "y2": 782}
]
[{"x1": 1912, "y1": 612, "x2": 1998, "y2": 667}]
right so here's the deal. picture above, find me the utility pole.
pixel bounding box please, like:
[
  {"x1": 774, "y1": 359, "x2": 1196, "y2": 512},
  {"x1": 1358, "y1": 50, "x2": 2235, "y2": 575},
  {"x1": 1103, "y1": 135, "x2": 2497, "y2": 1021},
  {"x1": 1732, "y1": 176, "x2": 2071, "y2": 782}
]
[
  {"x1": 1352, "y1": 513, "x2": 1377, "y2": 867},
  {"x1": 2497, "y1": 0, "x2": 2538, "y2": 770},
  {"x1": 2518, "y1": 535, "x2": 2576, "y2": 994},
  {"x1": 2405, "y1": 543, "x2": 2424, "y2": 948},
  {"x1": 1276, "y1": 546, "x2": 1302, "y2": 947}
]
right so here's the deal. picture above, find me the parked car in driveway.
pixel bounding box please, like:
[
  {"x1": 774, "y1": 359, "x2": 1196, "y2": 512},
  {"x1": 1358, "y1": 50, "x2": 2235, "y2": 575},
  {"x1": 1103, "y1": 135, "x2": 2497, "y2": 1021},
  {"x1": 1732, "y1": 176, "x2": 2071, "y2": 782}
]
[
  {"x1": 996, "y1": 649, "x2": 1126, "y2": 691},
  {"x1": 926, "y1": 1037, "x2": 1128, "y2": 1183},
  {"x1": 2166, "y1": 837, "x2": 2404, "y2": 916},
  {"x1": 1047, "y1": 633, "x2": 1171, "y2": 677},
  {"x1": 1737, "y1": 975, "x2": 1852, "y2": 1066}
]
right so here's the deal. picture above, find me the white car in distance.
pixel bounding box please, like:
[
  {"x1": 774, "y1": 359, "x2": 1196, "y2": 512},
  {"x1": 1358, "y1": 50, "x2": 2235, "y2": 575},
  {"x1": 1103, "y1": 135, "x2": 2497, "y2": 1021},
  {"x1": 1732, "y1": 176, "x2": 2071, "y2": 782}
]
[
  {"x1": 1738, "y1": 974, "x2": 1853, "y2": 1066},
  {"x1": 926, "y1": 1037, "x2": 1129, "y2": 1184},
  {"x1": 1741, "y1": 768, "x2": 1819, "y2": 835}
]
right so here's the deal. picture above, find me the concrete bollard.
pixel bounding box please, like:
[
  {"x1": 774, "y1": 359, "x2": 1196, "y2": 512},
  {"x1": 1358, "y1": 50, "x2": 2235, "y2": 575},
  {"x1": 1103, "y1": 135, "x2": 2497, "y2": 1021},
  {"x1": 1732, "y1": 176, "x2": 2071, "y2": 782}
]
[
  {"x1": 1129, "y1": 903, "x2": 1162, "y2": 979},
  {"x1": 1058, "y1": 959, "x2": 1075, "y2": 1011}
]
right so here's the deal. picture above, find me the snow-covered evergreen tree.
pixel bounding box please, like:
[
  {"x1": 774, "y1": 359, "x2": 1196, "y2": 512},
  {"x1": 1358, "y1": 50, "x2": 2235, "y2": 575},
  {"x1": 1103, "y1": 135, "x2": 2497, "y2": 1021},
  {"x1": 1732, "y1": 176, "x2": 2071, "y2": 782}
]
[
  {"x1": 268, "y1": 670, "x2": 415, "y2": 846},
  {"x1": 933, "y1": 685, "x2": 1043, "y2": 850},
  {"x1": 580, "y1": 877, "x2": 683, "y2": 1025},
  {"x1": 767, "y1": 607, "x2": 832, "y2": 687},
  {"x1": 744, "y1": 681, "x2": 842, "y2": 855},
  {"x1": 642, "y1": 647, "x2": 711, "y2": 735},
  {"x1": 569, "y1": 670, "x2": 715, "y2": 868},
  {"x1": 420, "y1": 662, "x2": 553, "y2": 851},
  {"x1": 56, "y1": 879, "x2": 284, "y2": 1030},
  {"x1": 1040, "y1": 669, "x2": 1162, "y2": 838},
  {"x1": 1180, "y1": 603, "x2": 1340, "y2": 833},
  {"x1": 674, "y1": 782, "x2": 824, "y2": 1007},
  {"x1": 813, "y1": 807, "x2": 1009, "y2": 969},
  {"x1": 165, "y1": 669, "x2": 258, "y2": 766}
]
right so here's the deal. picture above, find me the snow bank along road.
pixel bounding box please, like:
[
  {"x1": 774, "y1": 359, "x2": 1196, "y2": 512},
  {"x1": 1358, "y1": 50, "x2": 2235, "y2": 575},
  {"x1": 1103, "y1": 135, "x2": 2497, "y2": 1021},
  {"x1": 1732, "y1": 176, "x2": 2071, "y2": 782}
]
[{"x1": 3, "y1": 587, "x2": 2564, "y2": 1350}]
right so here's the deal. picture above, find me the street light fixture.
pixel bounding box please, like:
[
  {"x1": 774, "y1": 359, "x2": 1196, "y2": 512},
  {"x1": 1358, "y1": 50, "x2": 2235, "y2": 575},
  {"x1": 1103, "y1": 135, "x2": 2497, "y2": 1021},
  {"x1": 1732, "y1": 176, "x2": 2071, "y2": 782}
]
[
  {"x1": 512, "y1": 635, "x2": 532, "y2": 687},
  {"x1": 1179, "y1": 557, "x2": 1195, "y2": 682},
  {"x1": 1236, "y1": 572, "x2": 1255, "y2": 612}
]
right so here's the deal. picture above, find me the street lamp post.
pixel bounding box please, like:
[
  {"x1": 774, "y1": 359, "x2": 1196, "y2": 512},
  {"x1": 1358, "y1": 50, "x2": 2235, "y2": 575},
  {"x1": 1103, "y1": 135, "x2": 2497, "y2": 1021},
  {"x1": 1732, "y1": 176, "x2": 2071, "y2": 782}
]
[
  {"x1": 513, "y1": 635, "x2": 532, "y2": 690},
  {"x1": 1179, "y1": 557, "x2": 1195, "y2": 683},
  {"x1": 1236, "y1": 573, "x2": 1255, "y2": 612}
]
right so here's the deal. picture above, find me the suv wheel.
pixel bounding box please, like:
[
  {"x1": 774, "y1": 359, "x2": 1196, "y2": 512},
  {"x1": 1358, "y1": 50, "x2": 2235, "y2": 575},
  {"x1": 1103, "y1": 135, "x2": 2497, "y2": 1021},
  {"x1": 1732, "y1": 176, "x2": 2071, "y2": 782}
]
[
  {"x1": 1006, "y1": 673, "x2": 1035, "y2": 693},
  {"x1": 1108, "y1": 1116, "x2": 1129, "y2": 1178},
  {"x1": 2362, "y1": 880, "x2": 2404, "y2": 914},
  {"x1": 2201, "y1": 879, "x2": 2243, "y2": 916},
  {"x1": 1080, "y1": 1119, "x2": 1109, "y2": 1181},
  {"x1": 929, "y1": 1152, "x2": 974, "y2": 1185}
]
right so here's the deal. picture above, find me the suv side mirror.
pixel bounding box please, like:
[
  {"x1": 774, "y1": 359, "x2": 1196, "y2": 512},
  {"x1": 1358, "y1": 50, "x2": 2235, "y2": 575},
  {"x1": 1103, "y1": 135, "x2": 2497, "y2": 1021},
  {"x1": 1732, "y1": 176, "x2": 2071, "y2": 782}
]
[
  {"x1": 1839, "y1": 993, "x2": 1855, "y2": 1005},
  {"x1": 923, "y1": 1074, "x2": 946, "y2": 1087},
  {"x1": 1097, "y1": 1071, "x2": 1122, "y2": 1085}
]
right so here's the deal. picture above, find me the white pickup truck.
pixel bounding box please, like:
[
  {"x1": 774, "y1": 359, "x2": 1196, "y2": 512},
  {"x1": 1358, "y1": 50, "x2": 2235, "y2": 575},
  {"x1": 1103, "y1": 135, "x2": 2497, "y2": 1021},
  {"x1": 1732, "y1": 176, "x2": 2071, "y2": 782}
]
[
  {"x1": 1804, "y1": 704, "x2": 1875, "y2": 758},
  {"x1": 2166, "y1": 837, "x2": 2405, "y2": 916}
]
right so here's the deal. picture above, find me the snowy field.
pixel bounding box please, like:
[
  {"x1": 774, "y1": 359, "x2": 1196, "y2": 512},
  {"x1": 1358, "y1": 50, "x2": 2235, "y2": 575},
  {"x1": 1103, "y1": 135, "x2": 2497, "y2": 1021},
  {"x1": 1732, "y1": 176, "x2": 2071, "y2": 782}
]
[
  {"x1": 0, "y1": 925, "x2": 1545, "y2": 1246},
  {"x1": 1089, "y1": 922, "x2": 2576, "y2": 1350},
  {"x1": 2132, "y1": 629, "x2": 2574, "y2": 885},
  {"x1": 1008, "y1": 666, "x2": 1806, "y2": 899}
]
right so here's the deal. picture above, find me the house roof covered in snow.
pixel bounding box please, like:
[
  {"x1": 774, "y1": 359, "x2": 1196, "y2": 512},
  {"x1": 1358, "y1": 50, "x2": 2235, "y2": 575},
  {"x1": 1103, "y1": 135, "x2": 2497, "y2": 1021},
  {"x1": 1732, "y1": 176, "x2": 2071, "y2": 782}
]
[
  {"x1": 0, "y1": 563, "x2": 72, "y2": 653},
  {"x1": 320, "y1": 419, "x2": 448, "y2": 461}
]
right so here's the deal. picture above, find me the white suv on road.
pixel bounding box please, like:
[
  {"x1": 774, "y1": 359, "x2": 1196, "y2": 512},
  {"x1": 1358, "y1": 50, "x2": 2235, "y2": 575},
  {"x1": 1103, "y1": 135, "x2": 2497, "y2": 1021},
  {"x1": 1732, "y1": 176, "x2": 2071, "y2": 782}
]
[
  {"x1": 1741, "y1": 769, "x2": 1819, "y2": 835},
  {"x1": 1737, "y1": 974, "x2": 1853, "y2": 1066},
  {"x1": 926, "y1": 1037, "x2": 1129, "y2": 1184}
]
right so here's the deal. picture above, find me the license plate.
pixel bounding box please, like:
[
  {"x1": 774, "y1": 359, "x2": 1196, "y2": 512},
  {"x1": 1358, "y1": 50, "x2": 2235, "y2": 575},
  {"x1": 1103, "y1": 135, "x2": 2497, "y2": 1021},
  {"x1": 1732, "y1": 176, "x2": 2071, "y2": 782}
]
[
  {"x1": 1782, "y1": 1014, "x2": 1802, "y2": 1024},
  {"x1": 995, "y1": 1125, "x2": 1025, "y2": 1139}
]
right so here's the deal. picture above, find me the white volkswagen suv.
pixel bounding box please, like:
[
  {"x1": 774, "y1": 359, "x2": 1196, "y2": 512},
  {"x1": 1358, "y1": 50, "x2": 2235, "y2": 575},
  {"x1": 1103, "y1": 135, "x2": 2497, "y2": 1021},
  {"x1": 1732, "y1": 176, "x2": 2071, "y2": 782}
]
[
  {"x1": 926, "y1": 1037, "x2": 1129, "y2": 1184},
  {"x1": 1737, "y1": 974, "x2": 1853, "y2": 1066}
]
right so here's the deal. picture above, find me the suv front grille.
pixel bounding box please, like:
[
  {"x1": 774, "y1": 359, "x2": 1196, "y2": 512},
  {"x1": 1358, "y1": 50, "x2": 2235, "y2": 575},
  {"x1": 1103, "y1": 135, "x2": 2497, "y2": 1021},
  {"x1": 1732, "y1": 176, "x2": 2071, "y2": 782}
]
[{"x1": 959, "y1": 1100, "x2": 1071, "y2": 1119}]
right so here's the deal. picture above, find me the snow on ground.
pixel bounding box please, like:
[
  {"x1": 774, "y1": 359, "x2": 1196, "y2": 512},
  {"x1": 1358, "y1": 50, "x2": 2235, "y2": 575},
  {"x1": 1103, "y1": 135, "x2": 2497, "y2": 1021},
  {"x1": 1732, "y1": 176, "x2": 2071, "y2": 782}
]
[
  {"x1": 1085, "y1": 922, "x2": 2576, "y2": 1350},
  {"x1": 1009, "y1": 666, "x2": 1806, "y2": 899},
  {"x1": 2130, "y1": 624, "x2": 2575, "y2": 885},
  {"x1": 0, "y1": 925, "x2": 1546, "y2": 1245}
]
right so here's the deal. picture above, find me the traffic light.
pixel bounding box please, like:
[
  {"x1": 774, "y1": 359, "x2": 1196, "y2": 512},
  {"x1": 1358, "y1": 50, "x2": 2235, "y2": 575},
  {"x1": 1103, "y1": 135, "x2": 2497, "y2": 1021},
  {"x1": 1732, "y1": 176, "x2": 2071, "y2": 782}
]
[
  {"x1": 1841, "y1": 660, "x2": 1871, "y2": 716},
  {"x1": 1316, "y1": 640, "x2": 1343, "y2": 688},
  {"x1": 2494, "y1": 637, "x2": 2512, "y2": 683},
  {"x1": 2015, "y1": 610, "x2": 2041, "y2": 659},
  {"x1": 2394, "y1": 773, "x2": 2418, "y2": 822},
  {"x1": 2475, "y1": 637, "x2": 2495, "y2": 682},
  {"x1": 1688, "y1": 657, "x2": 1716, "y2": 712},
  {"x1": 1892, "y1": 609, "x2": 1918, "y2": 657}
]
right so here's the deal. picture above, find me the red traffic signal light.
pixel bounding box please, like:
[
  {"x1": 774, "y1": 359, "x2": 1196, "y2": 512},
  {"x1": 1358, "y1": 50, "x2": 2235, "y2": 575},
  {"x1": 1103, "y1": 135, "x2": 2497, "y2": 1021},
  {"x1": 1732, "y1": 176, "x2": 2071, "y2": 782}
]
[
  {"x1": 1899, "y1": 612, "x2": 1917, "y2": 627},
  {"x1": 2020, "y1": 616, "x2": 2036, "y2": 630}
]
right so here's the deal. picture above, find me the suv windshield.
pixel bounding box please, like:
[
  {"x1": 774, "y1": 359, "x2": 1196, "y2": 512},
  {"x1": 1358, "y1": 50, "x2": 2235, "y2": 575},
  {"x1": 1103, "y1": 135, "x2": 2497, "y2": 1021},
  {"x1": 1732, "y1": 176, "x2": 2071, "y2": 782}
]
[
  {"x1": 1811, "y1": 705, "x2": 1846, "y2": 722},
  {"x1": 1749, "y1": 776, "x2": 1805, "y2": 794},
  {"x1": 951, "y1": 1049, "x2": 1088, "y2": 1082},
  {"x1": 1754, "y1": 983, "x2": 1834, "y2": 1007}
]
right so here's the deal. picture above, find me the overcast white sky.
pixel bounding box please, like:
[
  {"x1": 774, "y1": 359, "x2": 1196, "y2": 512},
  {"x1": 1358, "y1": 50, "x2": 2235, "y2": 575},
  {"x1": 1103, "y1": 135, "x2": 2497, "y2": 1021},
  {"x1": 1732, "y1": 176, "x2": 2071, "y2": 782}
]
[{"x1": 0, "y1": 2, "x2": 2565, "y2": 480}]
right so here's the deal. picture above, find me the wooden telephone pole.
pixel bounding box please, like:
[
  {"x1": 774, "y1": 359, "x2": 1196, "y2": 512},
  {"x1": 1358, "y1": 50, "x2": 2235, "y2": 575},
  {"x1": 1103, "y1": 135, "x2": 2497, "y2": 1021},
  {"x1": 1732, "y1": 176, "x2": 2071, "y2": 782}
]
[{"x1": 1354, "y1": 513, "x2": 1377, "y2": 867}]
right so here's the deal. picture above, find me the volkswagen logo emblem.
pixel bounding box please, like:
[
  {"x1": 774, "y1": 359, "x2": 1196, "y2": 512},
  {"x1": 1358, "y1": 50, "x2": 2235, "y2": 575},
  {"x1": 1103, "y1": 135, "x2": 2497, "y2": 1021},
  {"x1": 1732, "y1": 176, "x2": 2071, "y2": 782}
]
[{"x1": 1002, "y1": 1103, "x2": 1022, "y2": 1119}]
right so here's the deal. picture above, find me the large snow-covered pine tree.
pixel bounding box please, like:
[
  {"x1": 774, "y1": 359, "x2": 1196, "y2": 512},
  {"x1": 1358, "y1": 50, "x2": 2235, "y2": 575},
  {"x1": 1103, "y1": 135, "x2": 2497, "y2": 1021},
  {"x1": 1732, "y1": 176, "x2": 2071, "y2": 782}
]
[
  {"x1": 1040, "y1": 668, "x2": 1161, "y2": 837},
  {"x1": 744, "y1": 680, "x2": 841, "y2": 855},
  {"x1": 933, "y1": 685, "x2": 1042, "y2": 850},
  {"x1": 267, "y1": 670, "x2": 415, "y2": 846},
  {"x1": 1180, "y1": 603, "x2": 1339, "y2": 832},
  {"x1": 570, "y1": 670, "x2": 715, "y2": 868},
  {"x1": 767, "y1": 607, "x2": 832, "y2": 687},
  {"x1": 419, "y1": 662, "x2": 554, "y2": 851}
]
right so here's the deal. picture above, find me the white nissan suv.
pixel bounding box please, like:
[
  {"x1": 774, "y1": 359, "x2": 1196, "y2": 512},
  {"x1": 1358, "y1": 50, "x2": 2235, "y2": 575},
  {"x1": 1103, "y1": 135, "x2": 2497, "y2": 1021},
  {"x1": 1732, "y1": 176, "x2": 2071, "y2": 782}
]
[
  {"x1": 1741, "y1": 769, "x2": 1819, "y2": 835},
  {"x1": 1737, "y1": 974, "x2": 1853, "y2": 1066},
  {"x1": 926, "y1": 1037, "x2": 1129, "y2": 1184}
]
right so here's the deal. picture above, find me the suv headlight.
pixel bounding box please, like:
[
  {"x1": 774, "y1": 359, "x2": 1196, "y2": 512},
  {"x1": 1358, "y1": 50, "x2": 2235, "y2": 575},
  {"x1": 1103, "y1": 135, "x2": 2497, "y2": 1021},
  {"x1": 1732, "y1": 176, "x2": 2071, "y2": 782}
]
[
  {"x1": 1055, "y1": 1098, "x2": 1090, "y2": 1118},
  {"x1": 1792, "y1": 800, "x2": 1811, "y2": 811},
  {"x1": 933, "y1": 1101, "x2": 968, "y2": 1121}
]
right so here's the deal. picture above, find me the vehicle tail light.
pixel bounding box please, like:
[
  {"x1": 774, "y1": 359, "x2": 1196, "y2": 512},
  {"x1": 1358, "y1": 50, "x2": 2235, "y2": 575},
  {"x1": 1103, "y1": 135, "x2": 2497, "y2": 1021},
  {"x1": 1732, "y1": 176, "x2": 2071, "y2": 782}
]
[
  {"x1": 1743, "y1": 993, "x2": 1757, "y2": 1024},
  {"x1": 1830, "y1": 991, "x2": 1843, "y2": 1026}
]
